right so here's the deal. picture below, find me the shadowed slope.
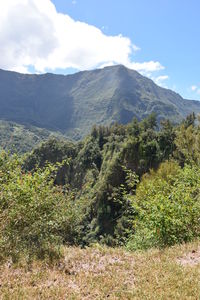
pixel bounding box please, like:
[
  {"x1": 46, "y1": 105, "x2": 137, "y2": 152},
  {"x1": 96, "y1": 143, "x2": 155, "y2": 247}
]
[{"x1": 0, "y1": 65, "x2": 199, "y2": 139}]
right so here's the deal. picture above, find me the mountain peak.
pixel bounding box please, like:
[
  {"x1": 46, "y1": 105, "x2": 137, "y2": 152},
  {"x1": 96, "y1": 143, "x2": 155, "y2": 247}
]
[{"x1": 0, "y1": 67, "x2": 199, "y2": 140}]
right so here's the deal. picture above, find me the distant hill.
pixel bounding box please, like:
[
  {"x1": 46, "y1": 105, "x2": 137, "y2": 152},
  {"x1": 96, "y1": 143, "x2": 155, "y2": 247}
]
[
  {"x1": 0, "y1": 65, "x2": 200, "y2": 140},
  {"x1": 0, "y1": 120, "x2": 65, "y2": 153}
]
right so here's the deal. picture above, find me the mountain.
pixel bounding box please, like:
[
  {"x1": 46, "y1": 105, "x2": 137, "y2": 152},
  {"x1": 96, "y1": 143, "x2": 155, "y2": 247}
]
[
  {"x1": 0, "y1": 120, "x2": 65, "y2": 153},
  {"x1": 0, "y1": 65, "x2": 199, "y2": 140}
]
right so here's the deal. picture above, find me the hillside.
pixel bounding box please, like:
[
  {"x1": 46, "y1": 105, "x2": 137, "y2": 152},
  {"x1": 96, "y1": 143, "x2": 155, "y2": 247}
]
[
  {"x1": 0, "y1": 65, "x2": 200, "y2": 140},
  {"x1": 0, "y1": 120, "x2": 66, "y2": 153},
  {"x1": 0, "y1": 113, "x2": 200, "y2": 300}
]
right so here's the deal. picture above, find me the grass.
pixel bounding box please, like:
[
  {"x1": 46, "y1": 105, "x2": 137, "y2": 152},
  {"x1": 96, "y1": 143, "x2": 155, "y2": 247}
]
[{"x1": 0, "y1": 241, "x2": 199, "y2": 299}]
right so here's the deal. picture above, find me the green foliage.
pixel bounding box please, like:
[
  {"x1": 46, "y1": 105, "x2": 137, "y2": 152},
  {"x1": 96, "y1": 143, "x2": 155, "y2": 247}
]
[
  {"x1": 0, "y1": 120, "x2": 64, "y2": 154},
  {"x1": 182, "y1": 112, "x2": 196, "y2": 128},
  {"x1": 1, "y1": 113, "x2": 200, "y2": 259},
  {"x1": 127, "y1": 161, "x2": 200, "y2": 250},
  {"x1": 0, "y1": 152, "x2": 78, "y2": 262},
  {"x1": 21, "y1": 114, "x2": 178, "y2": 247},
  {"x1": 159, "y1": 119, "x2": 176, "y2": 160},
  {"x1": 175, "y1": 124, "x2": 200, "y2": 165}
]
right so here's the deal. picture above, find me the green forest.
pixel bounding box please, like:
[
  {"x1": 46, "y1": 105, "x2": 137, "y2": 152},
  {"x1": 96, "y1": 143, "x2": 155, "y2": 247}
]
[{"x1": 0, "y1": 112, "x2": 200, "y2": 262}]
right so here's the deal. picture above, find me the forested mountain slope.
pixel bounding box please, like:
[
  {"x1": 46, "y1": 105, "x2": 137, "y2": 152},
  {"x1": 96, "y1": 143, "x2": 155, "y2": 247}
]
[
  {"x1": 0, "y1": 65, "x2": 199, "y2": 139},
  {"x1": 0, "y1": 120, "x2": 65, "y2": 153}
]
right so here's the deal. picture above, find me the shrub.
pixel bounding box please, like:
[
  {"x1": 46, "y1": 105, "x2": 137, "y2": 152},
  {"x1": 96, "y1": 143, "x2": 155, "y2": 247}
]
[
  {"x1": 127, "y1": 161, "x2": 200, "y2": 250},
  {"x1": 0, "y1": 152, "x2": 77, "y2": 262}
]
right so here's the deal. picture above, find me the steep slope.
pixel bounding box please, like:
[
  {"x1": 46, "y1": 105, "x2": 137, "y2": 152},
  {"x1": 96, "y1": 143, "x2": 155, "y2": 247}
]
[
  {"x1": 0, "y1": 120, "x2": 65, "y2": 153},
  {"x1": 0, "y1": 65, "x2": 199, "y2": 139}
]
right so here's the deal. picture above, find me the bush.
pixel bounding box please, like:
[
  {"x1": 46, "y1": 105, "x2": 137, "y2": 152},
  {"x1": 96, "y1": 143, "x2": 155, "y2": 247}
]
[
  {"x1": 127, "y1": 161, "x2": 200, "y2": 250},
  {"x1": 0, "y1": 152, "x2": 77, "y2": 262}
]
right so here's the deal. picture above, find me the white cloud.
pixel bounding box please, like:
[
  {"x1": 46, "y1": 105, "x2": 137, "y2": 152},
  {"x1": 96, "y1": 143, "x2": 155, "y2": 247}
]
[
  {"x1": 99, "y1": 62, "x2": 116, "y2": 69},
  {"x1": 129, "y1": 61, "x2": 164, "y2": 74},
  {"x1": 0, "y1": 0, "x2": 165, "y2": 75},
  {"x1": 132, "y1": 45, "x2": 141, "y2": 52},
  {"x1": 190, "y1": 85, "x2": 200, "y2": 98},
  {"x1": 153, "y1": 75, "x2": 169, "y2": 87},
  {"x1": 191, "y1": 85, "x2": 197, "y2": 91}
]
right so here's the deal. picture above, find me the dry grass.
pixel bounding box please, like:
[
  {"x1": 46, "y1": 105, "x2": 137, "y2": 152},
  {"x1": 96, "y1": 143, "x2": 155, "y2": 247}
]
[{"x1": 0, "y1": 241, "x2": 199, "y2": 300}]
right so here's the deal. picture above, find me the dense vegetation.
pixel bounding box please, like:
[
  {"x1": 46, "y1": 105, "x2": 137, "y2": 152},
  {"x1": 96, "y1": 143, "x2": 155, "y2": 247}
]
[
  {"x1": 1, "y1": 66, "x2": 200, "y2": 140},
  {"x1": 0, "y1": 120, "x2": 65, "y2": 153},
  {"x1": 0, "y1": 113, "x2": 200, "y2": 262}
]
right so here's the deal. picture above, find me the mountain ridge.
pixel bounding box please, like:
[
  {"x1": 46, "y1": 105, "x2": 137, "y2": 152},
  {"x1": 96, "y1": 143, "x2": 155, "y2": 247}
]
[{"x1": 0, "y1": 65, "x2": 199, "y2": 140}]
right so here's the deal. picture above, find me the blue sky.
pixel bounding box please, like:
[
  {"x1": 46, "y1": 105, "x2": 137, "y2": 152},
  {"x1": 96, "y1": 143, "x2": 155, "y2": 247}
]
[
  {"x1": 52, "y1": 0, "x2": 200, "y2": 100},
  {"x1": 0, "y1": 0, "x2": 199, "y2": 100}
]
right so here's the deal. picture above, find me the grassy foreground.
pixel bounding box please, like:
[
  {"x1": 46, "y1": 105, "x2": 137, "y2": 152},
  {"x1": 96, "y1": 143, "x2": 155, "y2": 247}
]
[{"x1": 0, "y1": 241, "x2": 199, "y2": 300}]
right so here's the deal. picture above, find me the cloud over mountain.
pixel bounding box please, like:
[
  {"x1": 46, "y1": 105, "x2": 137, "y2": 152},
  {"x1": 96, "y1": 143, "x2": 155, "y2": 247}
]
[{"x1": 0, "y1": 0, "x2": 164, "y2": 74}]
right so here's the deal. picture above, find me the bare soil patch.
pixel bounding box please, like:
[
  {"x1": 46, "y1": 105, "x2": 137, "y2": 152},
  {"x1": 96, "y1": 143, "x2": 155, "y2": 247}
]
[{"x1": 177, "y1": 247, "x2": 200, "y2": 266}]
